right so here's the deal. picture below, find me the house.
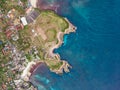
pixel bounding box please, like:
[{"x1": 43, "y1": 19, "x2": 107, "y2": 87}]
[
  {"x1": 2, "y1": 42, "x2": 11, "y2": 55},
  {"x1": 15, "y1": 24, "x2": 24, "y2": 31},
  {"x1": 5, "y1": 25, "x2": 19, "y2": 39},
  {"x1": 2, "y1": 84, "x2": 7, "y2": 90},
  {"x1": 14, "y1": 18, "x2": 20, "y2": 26},
  {"x1": 2, "y1": 46, "x2": 10, "y2": 55},
  {"x1": 5, "y1": 26, "x2": 15, "y2": 39},
  {"x1": 20, "y1": 17, "x2": 28, "y2": 26},
  {"x1": 5, "y1": 30, "x2": 13, "y2": 39},
  {"x1": 7, "y1": 9, "x2": 16, "y2": 19}
]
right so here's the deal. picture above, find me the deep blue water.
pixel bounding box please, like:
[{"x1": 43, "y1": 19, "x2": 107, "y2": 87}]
[{"x1": 31, "y1": 0, "x2": 120, "y2": 90}]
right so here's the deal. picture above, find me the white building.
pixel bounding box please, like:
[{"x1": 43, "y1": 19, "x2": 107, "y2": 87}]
[{"x1": 20, "y1": 17, "x2": 28, "y2": 26}]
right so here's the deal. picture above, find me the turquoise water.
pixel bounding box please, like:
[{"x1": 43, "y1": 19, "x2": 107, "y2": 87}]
[{"x1": 31, "y1": 0, "x2": 120, "y2": 90}]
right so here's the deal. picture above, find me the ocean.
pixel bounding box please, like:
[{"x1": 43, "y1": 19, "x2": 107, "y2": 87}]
[{"x1": 30, "y1": 0, "x2": 120, "y2": 90}]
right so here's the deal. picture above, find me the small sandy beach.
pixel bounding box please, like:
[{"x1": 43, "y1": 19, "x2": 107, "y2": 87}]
[{"x1": 29, "y1": 0, "x2": 37, "y2": 8}]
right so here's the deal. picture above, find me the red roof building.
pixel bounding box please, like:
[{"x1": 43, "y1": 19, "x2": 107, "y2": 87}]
[{"x1": 15, "y1": 24, "x2": 24, "y2": 31}]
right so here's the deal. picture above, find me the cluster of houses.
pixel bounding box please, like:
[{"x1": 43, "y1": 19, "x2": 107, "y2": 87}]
[
  {"x1": 2, "y1": 21, "x2": 29, "y2": 56},
  {"x1": 2, "y1": 42, "x2": 11, "y2": 55},
  {"x1": 5, "y1": 9, "x2": 28, "y2": 40},
  {"x1": 0, "y1": 1, "x2": 41, "y2": 89},
  {"x1": 1, "y1": 41, "x2": 38, "y2": 89},
  {"x1": 5, "y1": 7, "x2": 40, "y2": 40},
  {"x1": 1, "y1": 4, "x2": 40, "y2": 56}
]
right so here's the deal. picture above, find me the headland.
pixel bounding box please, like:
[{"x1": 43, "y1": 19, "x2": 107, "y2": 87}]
[{"x1": 0, "y1": 0, "x2": 76, "y2": 89}]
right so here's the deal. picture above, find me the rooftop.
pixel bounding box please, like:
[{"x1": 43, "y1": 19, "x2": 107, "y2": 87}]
[{"x1": 20, "y1": 17, "x2": 28, "y2": 26}]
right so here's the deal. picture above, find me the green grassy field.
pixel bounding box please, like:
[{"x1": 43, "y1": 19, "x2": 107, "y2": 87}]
[
  {"x1": 35, "y1": 11, "x2": 69, "y2": 32},
  {"x1": 45, "y1": 59, "x2": 63, "y2": 70},
  {"x1": 46, "y1": 29, "x2": 57, "y2": 42}
]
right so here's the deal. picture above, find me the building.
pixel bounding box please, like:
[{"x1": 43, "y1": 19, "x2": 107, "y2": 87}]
[
  {"x1": 5, "y1": 29, "x2": 14, "y2": 39},
  {"x1": 2, "y1": 46, "x2": 10, "y2": 55},
  {"x1": 5, "y1": 26, "x2": 16, "y2": 39},
  {"x1": 2, "y1": 84, "x2": 7, "y2": 90},
  {"x1": 15, "y1": 24, "x2": 24, "y2": 31},
  {"x1": 7, "y1": 9, "x2": 16, "y2": 19},
  {"x1": 20, "y1": 17, "x2": 28, "y2": 26},
  {"x1": 2, "y1": 42, "x2": 11, "y2": 55},
  {"x1": 5, "y1": 25, "x2": 21, "y2": 40}
]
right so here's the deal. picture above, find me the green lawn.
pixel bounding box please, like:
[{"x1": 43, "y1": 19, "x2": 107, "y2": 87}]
[
  {"x1": 46, "y1": 60, "x2": 63, "y2": 70},
  {"x1": 50, "y1": 61, "x2": 63, "y2": 70}
]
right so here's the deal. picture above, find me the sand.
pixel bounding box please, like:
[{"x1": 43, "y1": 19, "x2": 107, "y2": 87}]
[
  {"x1": 21, "y1": 61, "x2": 36, "y2": 81},
  {"x1": 29, "y1": 0, "x2": 37, "y2": 8}
]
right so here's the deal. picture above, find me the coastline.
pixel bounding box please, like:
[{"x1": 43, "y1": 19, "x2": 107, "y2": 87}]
[
  {"x1": 18, "y1": 4, "x2": 77, "y2": 89},
  {"x1": 47, "y1": 18, "x2": 76, "y2": 74},
  {"x1": 0, "y1": 0, "x2": 78, "y2": 89},
  {"x1": 21, "y1": 17, "x2": 76, "y2": 81},
  {"x1": 21, "y1": 61, "x2": 45, "y2": 81},
  {"x1": 29, "y1": 0, "x2": 77, "y2": 74},
  {"x1": 49, "y1": 18, "x2": 76, "y2": 57}
]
